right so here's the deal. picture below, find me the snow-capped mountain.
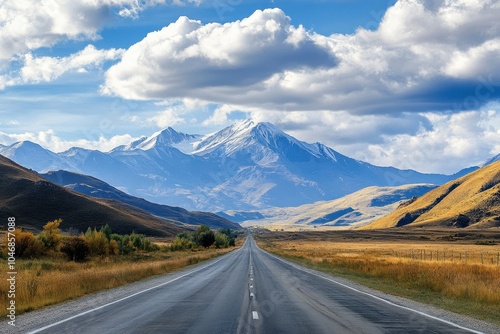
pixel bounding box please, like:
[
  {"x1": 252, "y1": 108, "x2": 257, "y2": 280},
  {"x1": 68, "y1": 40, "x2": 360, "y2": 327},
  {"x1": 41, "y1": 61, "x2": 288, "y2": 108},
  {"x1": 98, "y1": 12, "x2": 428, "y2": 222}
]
[
  {"x1": 0, "y1": 141, "x2": 78, "y2": 173},
  {"x1": 0, "y1": 120, "x2": 475, "y2": 211}
]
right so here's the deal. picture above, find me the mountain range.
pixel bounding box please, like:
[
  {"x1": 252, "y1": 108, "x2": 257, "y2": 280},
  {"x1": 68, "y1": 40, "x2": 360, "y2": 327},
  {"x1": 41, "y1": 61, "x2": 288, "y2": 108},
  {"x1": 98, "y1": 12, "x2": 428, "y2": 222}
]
[{"x1": 0, "y1": 120, "x2": 480, "y2": 211}]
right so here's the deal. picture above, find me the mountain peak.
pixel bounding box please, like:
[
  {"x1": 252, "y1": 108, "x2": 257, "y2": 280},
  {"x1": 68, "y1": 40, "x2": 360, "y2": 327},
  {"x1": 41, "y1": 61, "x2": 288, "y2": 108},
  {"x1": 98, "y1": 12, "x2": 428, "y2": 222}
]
[{"x1": 119, "y1": 127, "x2": 198, "y2": 151}]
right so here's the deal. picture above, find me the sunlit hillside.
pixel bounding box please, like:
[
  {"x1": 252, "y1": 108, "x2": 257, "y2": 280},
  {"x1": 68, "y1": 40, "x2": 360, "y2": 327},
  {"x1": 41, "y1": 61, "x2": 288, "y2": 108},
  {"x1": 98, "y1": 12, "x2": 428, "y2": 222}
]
[{"x1": 363, "y1": 161, "x2": 500, "y2": 229}]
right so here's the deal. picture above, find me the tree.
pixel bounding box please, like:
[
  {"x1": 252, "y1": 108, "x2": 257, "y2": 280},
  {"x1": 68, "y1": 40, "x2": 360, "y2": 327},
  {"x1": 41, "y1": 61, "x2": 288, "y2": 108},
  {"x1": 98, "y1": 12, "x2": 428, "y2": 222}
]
[
  {"x1": 214, "y1": 232, "x2": 229, "y2": 248},
  {"x1": 195, "y1": 225, "x2": 215, "y2": 248},
  {"x1": 38, "y1": 219, "x2": 62, "y2": 251},
  {"x1": 14, "y1": 229, "x2": 43, "y2": 258},
  {"x1": 60, "y1": 236, "x2": 90, "y2": 262},
  {"x1": 100, "y1": 224, "x2": 112, "y2": 240},
  {"x1": 84, "y1": 228, "x2": 109, "y2": 257}
]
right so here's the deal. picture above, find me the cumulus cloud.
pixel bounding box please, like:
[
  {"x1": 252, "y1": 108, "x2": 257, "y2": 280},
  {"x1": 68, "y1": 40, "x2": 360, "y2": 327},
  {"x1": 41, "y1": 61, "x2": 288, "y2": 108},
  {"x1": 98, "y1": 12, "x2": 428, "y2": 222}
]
[
  {"x1": 0, "y1": 0, "x2": 160, "y2": 63},
  {"x1": 18, "y1": 45, "x2": 124, "y2": 84},
  {"x1": 346, "y1": 110, "x2": 500, "y2": 174},
  {"x1": 103, "y1": 8, "x2": 337, "y2": 100},
  {"x1": 103, "y1": 2, "x2": 500, "y2": 114},
  {"x1": 0, "y1": 129, "x2": 138, "y2": 153}
]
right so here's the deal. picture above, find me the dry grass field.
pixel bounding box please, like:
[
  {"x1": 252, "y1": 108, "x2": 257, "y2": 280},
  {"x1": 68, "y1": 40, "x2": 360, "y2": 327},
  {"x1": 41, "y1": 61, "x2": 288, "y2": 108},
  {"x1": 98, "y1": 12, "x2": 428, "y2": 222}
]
[
  {"x1": 0, "y1": 239, "x2": 242, "y2": 317},
  {"x1": 255, "y1": 229, "x2": 500, "y2": 324}
]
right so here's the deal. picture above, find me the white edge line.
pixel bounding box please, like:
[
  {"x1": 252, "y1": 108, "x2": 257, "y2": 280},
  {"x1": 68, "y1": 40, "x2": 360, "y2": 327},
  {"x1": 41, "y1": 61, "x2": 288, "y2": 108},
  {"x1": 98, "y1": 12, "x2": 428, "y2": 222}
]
[
  {"x1": 264, "y1": 248, "x2": 484, "y2": 334},
  {"x1": 27, "y1": 255, "x2": 228, "y2": 334}
]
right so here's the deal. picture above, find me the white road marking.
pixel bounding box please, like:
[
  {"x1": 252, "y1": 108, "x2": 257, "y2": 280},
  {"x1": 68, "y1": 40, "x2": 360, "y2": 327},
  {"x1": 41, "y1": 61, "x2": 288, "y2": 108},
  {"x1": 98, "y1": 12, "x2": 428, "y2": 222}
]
[
  {"x1": 27, "y1": 256, "x2": 229, "y2": 334},
  {"x1": 265, "y1": 249, "x2": 484, "y2": 334},
  {"x1": 252, "y1": 311, "x2": 259, "y2": 320}
]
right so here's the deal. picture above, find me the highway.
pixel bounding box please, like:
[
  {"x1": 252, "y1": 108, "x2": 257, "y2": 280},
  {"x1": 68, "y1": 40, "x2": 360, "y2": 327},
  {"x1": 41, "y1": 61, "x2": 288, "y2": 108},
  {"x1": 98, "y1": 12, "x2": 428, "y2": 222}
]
[{"x1": 26, "y1": 237, "x2": 480, "y2": 334}]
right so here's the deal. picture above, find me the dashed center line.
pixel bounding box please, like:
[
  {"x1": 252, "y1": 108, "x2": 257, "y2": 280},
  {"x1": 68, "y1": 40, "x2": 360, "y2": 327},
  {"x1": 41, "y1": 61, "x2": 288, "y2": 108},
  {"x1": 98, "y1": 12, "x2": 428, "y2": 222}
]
[{"x1": 252, "y1": 311, "x2": 259, "y2": 320}]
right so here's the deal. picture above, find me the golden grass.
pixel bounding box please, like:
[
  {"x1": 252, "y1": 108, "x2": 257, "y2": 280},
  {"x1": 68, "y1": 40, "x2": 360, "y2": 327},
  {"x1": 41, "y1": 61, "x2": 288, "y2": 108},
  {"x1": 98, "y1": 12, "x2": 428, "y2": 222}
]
[
  {"x1": 364, "y1": 161, "x2": 500, "y2": 229},
  {"x1": 0, "y1": 246, "x2": 238, "y2": 317},
  {"x1": 257, "y1": 238, "x2": 500, "y2": 324}
]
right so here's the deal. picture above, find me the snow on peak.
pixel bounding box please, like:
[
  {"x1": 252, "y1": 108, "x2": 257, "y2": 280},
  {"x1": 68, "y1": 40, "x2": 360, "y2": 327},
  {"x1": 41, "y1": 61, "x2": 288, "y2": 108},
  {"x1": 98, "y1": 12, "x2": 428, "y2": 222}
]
[{"x1": 118, "y1": 127, "x2": 200, "y2": 152}]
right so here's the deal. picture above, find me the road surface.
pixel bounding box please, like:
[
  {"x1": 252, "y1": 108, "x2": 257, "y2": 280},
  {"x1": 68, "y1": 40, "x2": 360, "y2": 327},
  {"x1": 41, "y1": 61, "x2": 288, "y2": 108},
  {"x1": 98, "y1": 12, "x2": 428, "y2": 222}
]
[{"x1": 24, "y1": 237, "x2": 482, "y2": 334}]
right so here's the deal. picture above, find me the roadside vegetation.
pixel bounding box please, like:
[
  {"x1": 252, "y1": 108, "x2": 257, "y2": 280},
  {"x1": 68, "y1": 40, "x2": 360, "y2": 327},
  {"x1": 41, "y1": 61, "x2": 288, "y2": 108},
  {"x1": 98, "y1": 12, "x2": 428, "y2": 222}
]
[
  {"x1": 255, "y1": 232, "x2": 500, "y2": 325},
  {"x1": 0, "y1": 220, "x2": 243, "y2": 317}
]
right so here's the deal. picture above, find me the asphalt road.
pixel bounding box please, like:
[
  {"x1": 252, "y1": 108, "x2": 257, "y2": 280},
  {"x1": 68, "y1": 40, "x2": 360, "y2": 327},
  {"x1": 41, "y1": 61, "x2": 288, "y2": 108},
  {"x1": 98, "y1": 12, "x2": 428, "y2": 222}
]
[{"x1": 25, "y1": 237, "x2": 481, "y2": 334}]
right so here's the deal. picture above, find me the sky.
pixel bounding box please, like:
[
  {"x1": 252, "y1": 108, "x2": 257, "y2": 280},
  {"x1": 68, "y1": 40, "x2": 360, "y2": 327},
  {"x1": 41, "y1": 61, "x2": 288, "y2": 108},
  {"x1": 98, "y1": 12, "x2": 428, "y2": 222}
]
[{"x1": 1, "y1": 0, "x2": 500, "y2": 174}]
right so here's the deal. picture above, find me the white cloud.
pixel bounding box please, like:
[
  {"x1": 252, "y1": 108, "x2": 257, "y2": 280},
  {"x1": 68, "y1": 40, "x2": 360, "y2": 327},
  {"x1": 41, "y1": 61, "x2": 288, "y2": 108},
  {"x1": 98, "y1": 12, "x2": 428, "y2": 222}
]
[
  {"x1": 358, "y1": 110, "x2": 500, "y2": 174},
  {"x1": 0, "y1": 0, "x2": 158, "y2": 62},
  {"x1": 103, "y1": 2, "x2": 500, "y2": 114},
  {"x1": 18, "y1": 45, "x2": 124, "y2": 84},
  {"x1": 202, "y1": 104, "x2": 239, "y2": 126},
  {"x1": 103, "y1": 8, "x2": 336, "y2": 101},
  {"x1": 0, "y1": 129, "x2": 138, "y2": 153},
  {"x1": 147, "y1": 107, "x2": 186, "y2": 128}
]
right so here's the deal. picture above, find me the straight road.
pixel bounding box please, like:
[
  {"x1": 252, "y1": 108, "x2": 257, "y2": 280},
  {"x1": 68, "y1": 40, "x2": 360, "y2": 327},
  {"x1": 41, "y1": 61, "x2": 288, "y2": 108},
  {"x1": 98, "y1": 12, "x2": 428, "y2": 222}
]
[{"x1": 26, "y1": 237, "x2": 481, "y2": 334}]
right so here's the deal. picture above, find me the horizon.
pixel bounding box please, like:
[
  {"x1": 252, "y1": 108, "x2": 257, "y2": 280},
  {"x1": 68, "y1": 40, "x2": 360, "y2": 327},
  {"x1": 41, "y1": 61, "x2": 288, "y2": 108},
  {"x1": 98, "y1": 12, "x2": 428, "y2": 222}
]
[{"x1": 1, "y1": 1, "x2": 500, "y2": 174}]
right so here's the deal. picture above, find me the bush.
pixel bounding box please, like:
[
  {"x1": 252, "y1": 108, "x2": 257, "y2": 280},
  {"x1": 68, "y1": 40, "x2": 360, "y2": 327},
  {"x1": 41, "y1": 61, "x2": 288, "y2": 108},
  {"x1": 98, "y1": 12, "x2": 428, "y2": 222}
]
[
  {"x1": 170, "y1": 237, "x2": 195, "y2": 251},
  {"x1": 60, "y1": 236, "x2": 90, "y2": 262},
  {"x1": 195, "y1": 225, "x2": 215, "y2": 248},
  {"x1": 214, "y1": 232, "x2": 229, "y2": 248},
  {"x1": 109, "y1": 239, "x2": 120, "y2": 255},
  {"x1": 14, "y1": 229, "x2": 43, "y2": 258},
  {"x1": 38, "y1": 219, "x2": 62, "y2": 251},
  {"x1": 84, "y1": 228, "x2": 109, "y2": 257},
  {"x1": 219, "y1": 228, "x2": 237, "y2": 246}
]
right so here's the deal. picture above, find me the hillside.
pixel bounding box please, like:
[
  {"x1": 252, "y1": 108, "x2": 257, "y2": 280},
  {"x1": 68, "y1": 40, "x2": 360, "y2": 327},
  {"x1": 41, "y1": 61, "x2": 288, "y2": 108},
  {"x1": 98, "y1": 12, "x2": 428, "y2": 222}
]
[
  {"x1": 0, "y1": 155, "x2": 185, "y2": 237},
  {"x1": 363, "y1": 161, "x2": 500, "y2": 229},
  {"x1": 41, "y1": 170, "x2": 241, "y2": 230},
  {"x1": 220, "y1": 184, "x2": 437, "y2": 230}
]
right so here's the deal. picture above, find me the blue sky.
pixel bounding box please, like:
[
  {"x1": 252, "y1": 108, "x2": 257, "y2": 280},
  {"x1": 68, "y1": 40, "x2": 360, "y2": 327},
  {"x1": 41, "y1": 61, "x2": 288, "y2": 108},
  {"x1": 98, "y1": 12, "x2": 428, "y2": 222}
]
[{"x1": 1, "y1": 0, "x2": 499, "y2": 174}]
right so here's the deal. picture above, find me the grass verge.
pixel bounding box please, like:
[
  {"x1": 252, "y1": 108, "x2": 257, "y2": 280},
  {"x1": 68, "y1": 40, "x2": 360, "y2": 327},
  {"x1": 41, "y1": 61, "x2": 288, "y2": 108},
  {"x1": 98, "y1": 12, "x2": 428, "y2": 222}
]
[
  {"x1": 256, "y1": 239, "x2": 500, "y2": 325},
  {"x1": 1, "y1": 244, "x2": 240, "y2": 317}
]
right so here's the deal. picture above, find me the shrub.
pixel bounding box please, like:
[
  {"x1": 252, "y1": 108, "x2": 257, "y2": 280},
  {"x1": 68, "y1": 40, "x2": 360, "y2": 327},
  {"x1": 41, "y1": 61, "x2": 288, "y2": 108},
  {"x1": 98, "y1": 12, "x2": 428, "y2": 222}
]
[
  {"x1": 38, "y1": 219, "x2": 62, "y2": 251},
  {"x1": 84, "y1": 228, "x2": 109, "y2": 257},
  {"x1": 214, "y1": 232, "x2": 229, "y2": 248},
  {"x1": 60, "y1": 236, "x2": 90, "y2": 262},
  {"x1": 14, "y1": 229, "x2": 43, "y2": 258},
  {"x1": 109, "y1": 239, "x2": 120, "y2": 255},
  {"x1": 195, "y1": 225, "x2": 215, "y2": 248},
  {"x1": 170, "y1": 237, "x2": 195, "y2": 251}
]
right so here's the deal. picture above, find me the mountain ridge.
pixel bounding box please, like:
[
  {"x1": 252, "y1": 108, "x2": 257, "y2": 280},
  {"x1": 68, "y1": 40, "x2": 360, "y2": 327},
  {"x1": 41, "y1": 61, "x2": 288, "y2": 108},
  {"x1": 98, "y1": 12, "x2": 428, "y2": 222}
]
[
  {"x1": 0, "y1": 120, "x2": 481, "y2": 211},
  {"x1": 0, "y1": 155, "x2": 185, "y2": 236},
  {"x1": 41, "y1": 170, "x2": 241, "y2": 230}
]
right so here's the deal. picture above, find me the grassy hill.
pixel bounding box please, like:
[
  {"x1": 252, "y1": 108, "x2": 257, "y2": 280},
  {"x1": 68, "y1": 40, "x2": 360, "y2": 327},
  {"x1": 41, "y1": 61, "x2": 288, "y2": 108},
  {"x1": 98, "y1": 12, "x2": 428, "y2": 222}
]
[
  {"x1": 42, "y1": 170, "x2": 241, "y2": 230},
  {"x1": 0, "y1": 155, "x2": 185, "y2": 237},
  {"x1": 362, "y1": 161, "x2": 500, "y2": 229},
  {"x1": 225, "y1": 184, "x2": 436, "y2": 230}
]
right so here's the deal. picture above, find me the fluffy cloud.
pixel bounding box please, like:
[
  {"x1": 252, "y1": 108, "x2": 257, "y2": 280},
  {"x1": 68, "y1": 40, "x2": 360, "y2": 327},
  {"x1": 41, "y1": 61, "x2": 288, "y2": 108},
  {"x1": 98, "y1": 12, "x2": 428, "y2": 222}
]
[
  {"x1": 0, "y1": 0, "x2": 169, "y2": 89},
  {"x1": 361, "y1": 109, "x2": 500, "y2": 173},
  {"x1": 18, "y1": 45, "x2": 124, "y2": 84},
  {"x1": 0, "y1": 129, "x2": 138, "y2": 153},
  {"x1": 103, "y1": 8, "x2": 337, "y2": 100},
  {"x1": 0, "y1": 0, "x2": 161, "y2": 63},
  {"x1": 103, "y1": 2, "x2": 500, "y2": 114}
]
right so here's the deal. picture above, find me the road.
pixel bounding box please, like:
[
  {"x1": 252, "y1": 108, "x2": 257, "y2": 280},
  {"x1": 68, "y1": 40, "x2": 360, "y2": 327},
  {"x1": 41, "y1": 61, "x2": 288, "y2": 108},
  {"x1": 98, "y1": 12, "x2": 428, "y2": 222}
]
[{"x1": 25, "y1": 237, "x2": 481, "y2": 334}]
